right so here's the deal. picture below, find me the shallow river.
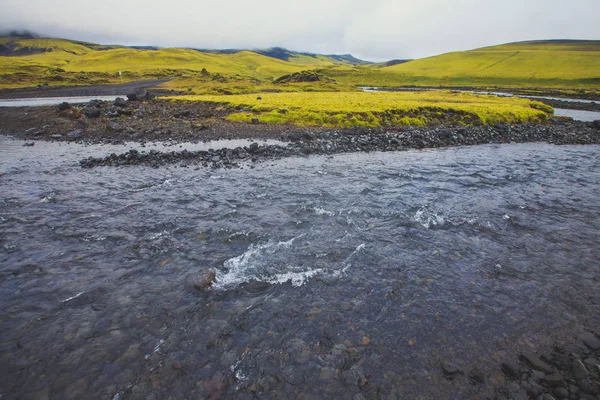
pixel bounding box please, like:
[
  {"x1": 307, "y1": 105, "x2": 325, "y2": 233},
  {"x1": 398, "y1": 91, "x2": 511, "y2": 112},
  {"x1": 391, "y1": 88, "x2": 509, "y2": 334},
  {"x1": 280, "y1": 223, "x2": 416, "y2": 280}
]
[{"x1": 1, "y1": 138, "x2": 599, "y2": 399}]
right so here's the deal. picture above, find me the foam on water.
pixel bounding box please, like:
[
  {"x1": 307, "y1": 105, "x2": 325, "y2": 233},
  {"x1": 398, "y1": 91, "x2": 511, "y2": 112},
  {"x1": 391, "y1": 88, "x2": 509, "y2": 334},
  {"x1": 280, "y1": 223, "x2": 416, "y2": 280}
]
[
  {"x1": 414, "y1": 207, "x2": 446, "y2": 229},
  {"x1": 214, "y1": 234, "x2": 365, "y2": 289}
]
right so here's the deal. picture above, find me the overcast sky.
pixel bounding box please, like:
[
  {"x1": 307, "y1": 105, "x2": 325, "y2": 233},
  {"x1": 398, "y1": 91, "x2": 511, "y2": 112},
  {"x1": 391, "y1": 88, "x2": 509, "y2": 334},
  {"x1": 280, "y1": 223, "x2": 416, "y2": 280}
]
[{"x1": 2, "y1": 0, "x2": 599, "y2": 61}]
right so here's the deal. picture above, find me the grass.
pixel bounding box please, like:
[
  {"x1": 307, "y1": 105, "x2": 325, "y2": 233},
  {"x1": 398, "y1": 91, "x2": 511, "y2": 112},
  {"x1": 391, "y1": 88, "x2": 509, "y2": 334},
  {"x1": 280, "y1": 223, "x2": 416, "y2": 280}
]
[
  {"x1": 165, "y1": 91, "x2": 553, "y2": 128},
  {"x1": 322, "y1": 40, "x2": 600, "y2": 92},
  {"x1": 2, "y1": 37, "x2": 598, "y2": 96},
  {"x1": 0, "y1": 37, "x2": 360, "y2": 90}
]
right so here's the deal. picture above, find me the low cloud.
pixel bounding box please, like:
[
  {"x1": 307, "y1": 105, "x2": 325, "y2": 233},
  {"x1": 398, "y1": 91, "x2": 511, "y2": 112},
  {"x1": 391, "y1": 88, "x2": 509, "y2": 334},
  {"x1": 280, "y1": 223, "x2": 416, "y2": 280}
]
[{"x1": 1, "y1": 0, "x2": 598, "y2": 61}]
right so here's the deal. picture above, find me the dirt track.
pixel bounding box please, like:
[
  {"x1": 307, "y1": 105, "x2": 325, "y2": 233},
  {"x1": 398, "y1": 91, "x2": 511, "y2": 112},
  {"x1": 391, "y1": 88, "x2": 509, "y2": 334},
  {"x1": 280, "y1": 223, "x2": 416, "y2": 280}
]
[{"x1": 0, "y1": 79, "x2": 170, "y2": 99}]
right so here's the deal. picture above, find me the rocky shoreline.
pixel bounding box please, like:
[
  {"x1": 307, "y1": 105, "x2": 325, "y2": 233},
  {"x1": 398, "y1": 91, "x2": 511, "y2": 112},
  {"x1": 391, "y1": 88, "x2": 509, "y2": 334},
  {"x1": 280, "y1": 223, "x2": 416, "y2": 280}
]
[
  {"x1": 490, "y1": 331, "x2": 600, "y2": 400},
  {"x1": 79, "y1": 119, "x2": 600, "y2": 169}
]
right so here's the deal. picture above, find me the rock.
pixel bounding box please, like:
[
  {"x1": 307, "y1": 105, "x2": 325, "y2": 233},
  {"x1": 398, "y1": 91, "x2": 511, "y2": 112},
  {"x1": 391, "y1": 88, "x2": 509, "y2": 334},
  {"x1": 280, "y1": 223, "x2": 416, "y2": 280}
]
[
  {"x1": 57, "y1": 102, "x2": 71, "y2": 111},
  {"x1": 248, "y1": 142, "x2": 259, "y2": 153},
  {"x1": 544, "y1": 372, "x2": 565, "y2": 387},
  {"x1": 577, "y1": 378, "x2": 599, "y2": 395},
  {"x1": 531, "y1": 370, "x2": 546, "y2": 382},
  {"x1": 591, "y1": 120, "x2": 600, "y2": 129},
  {"x1": 441, "y1": 360, "x2": 460, "y2": 376},
  {"x1": 520, "y1": 352, "x2": 553, "y2": 373},
  {"x1": 107, "y1": 122, "x2": 123, "y2": 132},
  {"x1": 50, "y1": 134, "x2": 62, "y2": 139},
  {"x1": 580, "y1": 332, "x2": 600, "y2": 350},
  {"x1": 22, "y1": 142, "x2": 35, "y2": 147},
  {"x1": 541, "y1": 395, "x2": 557, "y2": 400},
  {"x1": 114, "y1": 97, "x2": 127, "y2": 107},
  {"x1": 552, "y1": 387, "x2": 569, "y2": 399},
  {"x1": 573, "y1": 359, "x2": 590, "y2": 380},
  {"x1": 83, "y1": 107, "x2": 101, "y2": 118},
  {"x1": 192, "y1": 269, "x2": 216, "y2": 290},
  {"x1": 469, "y1": 370, "x2": 485, "y2": 384},
  {"x1": 64, "y1": 378, "x2": 89, "y2": 399},
  {"x1": 126, "y1": 93, "x2": 138, "y2": 101},
  {"x1": 171, "y1": 360, "x2": 183, "y2": 370},
  {"x1": 251, "y1": 118, "x2": 260, "y2": 125},
  {"x1": 67, "y1": 129, "x2": 83, "y2": 140},
  {"x1": 502, "y1": 361, "x2": 521, "y2": 377},
  {"x1": 579, "y1": 393, "x2": 598, "y2": 400},
  {"x1": 583, "y1": 358, "x2": 599, "y2": 368}
]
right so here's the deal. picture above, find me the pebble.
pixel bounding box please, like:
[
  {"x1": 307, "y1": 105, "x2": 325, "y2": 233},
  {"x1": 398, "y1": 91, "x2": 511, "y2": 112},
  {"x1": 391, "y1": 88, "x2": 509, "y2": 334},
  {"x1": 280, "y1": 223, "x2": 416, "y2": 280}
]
[
  {"x1": 441, "y1": 360, "x2": 460, "y2": 376},
  {"x1": 580, "y1": 332, "x2": 600, "y2": 350},
  {"x1": 520, "y1": 352, "x2": 553, "y2": 373},
  {"x1": 572, "y1": 359, "x2": 590, "y2": 379},
  {"x1": 502, "y1": 361, "x2": 520, "y2": 377},
  {"x1": 544, "y1": 372, "x2": 565, "y2": 387},
  {"x1": 552, "y1": 387, "x2": 569, "y2": 399}
]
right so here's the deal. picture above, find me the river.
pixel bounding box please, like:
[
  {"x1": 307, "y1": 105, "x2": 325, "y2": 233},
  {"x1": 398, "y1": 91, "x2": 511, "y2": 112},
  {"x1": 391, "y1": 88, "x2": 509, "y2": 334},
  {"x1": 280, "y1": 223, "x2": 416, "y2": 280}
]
[{"x1": 1, "y1": 138, "x2": 599, "y2": 399}]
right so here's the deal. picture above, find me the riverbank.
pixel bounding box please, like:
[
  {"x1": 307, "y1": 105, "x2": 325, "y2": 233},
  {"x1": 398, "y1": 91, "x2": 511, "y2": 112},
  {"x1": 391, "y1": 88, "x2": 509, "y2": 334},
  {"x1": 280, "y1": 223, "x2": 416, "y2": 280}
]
[
  {"x1": 76, "y1": 119, "x2": 600, "y2": 169},
  {"x1": 1, "y1": 97, "x2": 599, "y2": 169},
  {"x1": 0, "y1": 79, "x2": 174, "y2": 99}
]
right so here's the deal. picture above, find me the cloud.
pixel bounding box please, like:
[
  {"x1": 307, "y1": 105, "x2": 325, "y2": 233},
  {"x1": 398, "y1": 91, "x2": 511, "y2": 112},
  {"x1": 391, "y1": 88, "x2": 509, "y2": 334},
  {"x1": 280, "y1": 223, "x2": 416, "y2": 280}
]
[{"x1": 1, "y1": 0, "x2": 598, "y2": 61}]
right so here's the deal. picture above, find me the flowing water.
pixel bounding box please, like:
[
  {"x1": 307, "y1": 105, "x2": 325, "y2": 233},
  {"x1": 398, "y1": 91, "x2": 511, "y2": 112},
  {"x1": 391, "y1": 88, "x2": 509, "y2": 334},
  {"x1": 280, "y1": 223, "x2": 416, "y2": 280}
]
[
  {"x1": 554, "y1": 108, "x2": 600, "y2": 122},
  {"x1": 0, "y1": 96, "x2": 127, "y2": 107},
  {"x1": 1, "y1": 137, "x2": 600, "y2": 399}
]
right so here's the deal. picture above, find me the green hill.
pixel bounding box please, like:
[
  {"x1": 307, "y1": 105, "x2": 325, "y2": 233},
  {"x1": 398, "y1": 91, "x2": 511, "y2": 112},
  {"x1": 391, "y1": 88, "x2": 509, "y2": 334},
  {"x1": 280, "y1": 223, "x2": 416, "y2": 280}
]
[
  {"x1": 322, "y1": 40, "x2": 600, "y2": 91},
  {"x1": 0, "y1": 36, "x2": 368, "y2": 92},
  {"x1": 1, "y1": 38, "x2": 598, "y2": 94}
]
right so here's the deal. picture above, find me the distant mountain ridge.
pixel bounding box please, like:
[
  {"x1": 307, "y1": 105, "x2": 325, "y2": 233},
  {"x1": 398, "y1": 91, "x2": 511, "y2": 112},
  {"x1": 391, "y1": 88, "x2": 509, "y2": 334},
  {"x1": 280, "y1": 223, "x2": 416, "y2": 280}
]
[{"x1": 0, "y1": 36, "x2": 372, "y2": 65}]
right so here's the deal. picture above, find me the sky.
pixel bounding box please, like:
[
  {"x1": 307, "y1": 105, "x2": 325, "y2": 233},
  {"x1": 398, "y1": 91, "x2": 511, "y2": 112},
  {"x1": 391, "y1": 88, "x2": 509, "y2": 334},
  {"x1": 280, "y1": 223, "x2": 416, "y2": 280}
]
[{"x1": 1, "y1": 0, "x2": 599, "y2": 61}]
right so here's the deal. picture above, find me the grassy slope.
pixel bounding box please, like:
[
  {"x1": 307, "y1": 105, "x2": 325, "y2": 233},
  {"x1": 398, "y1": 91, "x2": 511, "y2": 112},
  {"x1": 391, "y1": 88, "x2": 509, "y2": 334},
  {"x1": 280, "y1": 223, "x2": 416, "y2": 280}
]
[
  {"x1": 1, "y1": 38, "x2": 598, "y2": 94},
  {"x1": 167, "y1": 91, "x2": 553, "y2": 127},
  {"x1": 0, "y1": 37, "x2": 360, "y2": 91},
  {"x1": 322, "y1": 40, "x2": 600, "y2": 90}
]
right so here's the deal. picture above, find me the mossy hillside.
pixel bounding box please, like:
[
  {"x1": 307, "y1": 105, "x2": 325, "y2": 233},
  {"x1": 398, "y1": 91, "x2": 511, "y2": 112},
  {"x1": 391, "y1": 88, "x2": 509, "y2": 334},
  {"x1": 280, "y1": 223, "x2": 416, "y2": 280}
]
[
  {"x1": 166, "y1": 91, "x2": 552, "y2": 128},
  {"x1": 0, "y1": 37, "x2": 363, "y2": 89},
  {"x1": 322, "y1": 40, "x2": 600, "y2": 91}
]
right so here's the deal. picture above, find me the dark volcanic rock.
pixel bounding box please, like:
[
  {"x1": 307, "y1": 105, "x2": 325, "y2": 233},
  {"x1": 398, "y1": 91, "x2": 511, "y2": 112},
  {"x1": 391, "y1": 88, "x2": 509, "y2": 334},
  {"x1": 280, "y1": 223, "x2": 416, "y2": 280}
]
[
  {"x1": 107, "y1": 121, "x2": 123, "y2": 132},
  {"x1": 114, "y1": 97, "x2": 127, "y2": 107},
  {"x1": 572, "y1": 359, "x2": 590, "y2": 380},
  {"x1": 83, "y1": 107, "x2": 101, "y2": 118},
  {"x1": 441, "y1": 360, "x2": 460, "y2": 376},
  {"x1": 544, "y1": 372, "x2": 565, "y2": 387},
  {"x1": 520, "y1": 352, "x2": 553, "y2": 373},
  {"x1": 126, "y1": 93, "x2": 138, "y2": 101},
  {"x1": 502, "y1": 362, "x2": 520, "y2": 378},
  {"x1": 192, "y1": 269, "x2": 216, "y2": 290},
  {"x1": 66, "y1": 129, "x2": 83, "y2": 140},
  {"x1": 552, "y1": 387, "x2": 569, "y2": 399},
  {"x1": 580, "y1": 332, "x2": 600, "y2": 350},
  {"x1": 57, "y1": 102, "x2": 70, "y2": 111}
]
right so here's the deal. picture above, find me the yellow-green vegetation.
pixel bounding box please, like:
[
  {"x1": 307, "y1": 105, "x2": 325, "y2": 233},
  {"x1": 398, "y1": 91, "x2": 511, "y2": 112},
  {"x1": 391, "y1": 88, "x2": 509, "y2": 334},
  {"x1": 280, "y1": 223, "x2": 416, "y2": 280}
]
[
  {"x1": 0, "y1": 36, "x2": 358, "y2": 91},
  {"x1": 2, "y1": 37, "x2": 598, "y2": 96},
  {"x1": 322, "y1": 40, "x2": 600, "y2": 92},
  {"x1": 166, "y1": 91, "x2": 553, "y2": 128}
]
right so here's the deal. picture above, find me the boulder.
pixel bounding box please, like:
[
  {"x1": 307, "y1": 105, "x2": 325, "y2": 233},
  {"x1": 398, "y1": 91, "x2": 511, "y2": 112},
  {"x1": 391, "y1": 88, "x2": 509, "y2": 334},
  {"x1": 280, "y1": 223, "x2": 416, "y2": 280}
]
[
  {"x1": 126, "y1": 93, "x2": 138, "y2": 101},
  {"x1": 66, "y1": 129, "x2": 83, "y2": 140},
  {"x1": 83, "y1": 107, "x2": 101, "y2": 118},
  {"x1": 107, "y1": 122, "x2": 123, "y2": 132},
  {"x1": 192, "y1": 269, "x2": 216, "y2": 290},
  {"x1": 114, "y1": 97, "x2": 127, "y2": 107},
  {"x1": 57, "y1": 102, "x2": 71, "y2": 111}
]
